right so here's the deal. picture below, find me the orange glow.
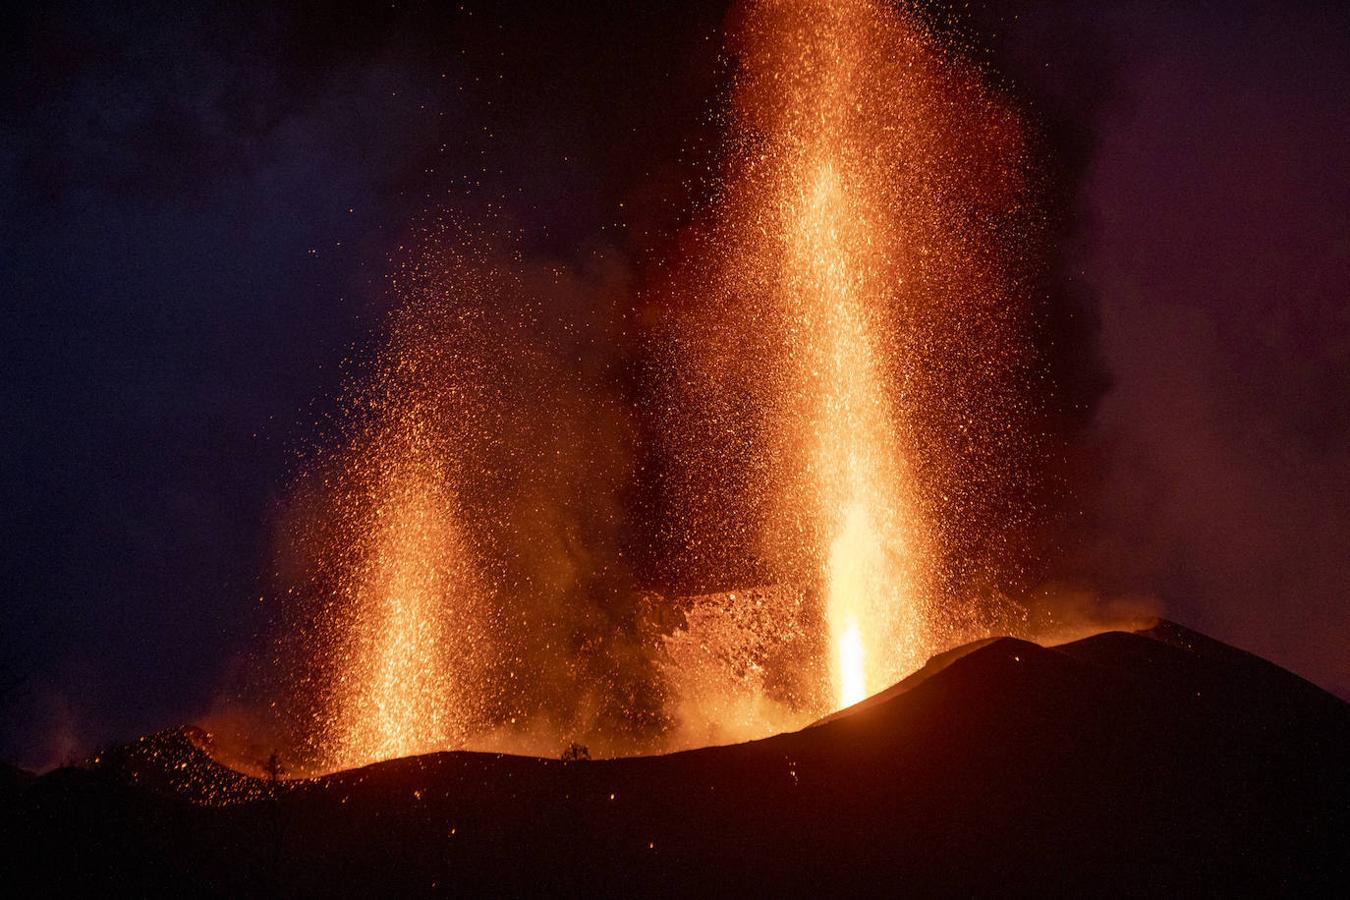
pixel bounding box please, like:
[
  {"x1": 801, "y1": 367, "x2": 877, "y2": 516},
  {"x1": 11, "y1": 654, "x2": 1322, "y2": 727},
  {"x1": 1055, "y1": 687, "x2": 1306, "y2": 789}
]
[
  {"x1": 313, "y1": 408, "x2": 492, "y2": 771},
  {"x1": 336, "y1": 453, "x2": 472, "y2": 764},
  {"x1": 836, "y1": 618, "x2": 866, "y2": 708},
  {"x1": 794, "y1": 155, "x2": 919, "y2": 709},
  {"x1": 269, "y1": 240, "x2": 504, "y2": 773},
  {"x1": 658, "y1": 0, "x2": 1034, "y2": 722}
]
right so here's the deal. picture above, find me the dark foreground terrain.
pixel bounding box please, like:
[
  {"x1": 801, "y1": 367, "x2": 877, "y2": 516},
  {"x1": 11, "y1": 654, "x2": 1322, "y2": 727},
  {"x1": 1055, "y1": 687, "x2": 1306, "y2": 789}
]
[{"x1": 3, "y1": 619, "x2": 1347, "y2": 896}]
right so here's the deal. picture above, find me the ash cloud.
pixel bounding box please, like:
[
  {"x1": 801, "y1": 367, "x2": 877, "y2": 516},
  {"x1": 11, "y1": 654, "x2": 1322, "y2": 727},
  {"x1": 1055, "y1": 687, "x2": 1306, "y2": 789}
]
[{"x1": 1068, "y1": 1, "x2": 1350, "y2": 699}]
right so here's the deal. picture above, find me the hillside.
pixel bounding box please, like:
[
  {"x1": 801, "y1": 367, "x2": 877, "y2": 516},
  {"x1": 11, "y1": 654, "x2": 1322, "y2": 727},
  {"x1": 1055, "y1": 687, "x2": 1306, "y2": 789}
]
[{"x1": 3, "y1": 620, "x2": 1346, "y2": 895}]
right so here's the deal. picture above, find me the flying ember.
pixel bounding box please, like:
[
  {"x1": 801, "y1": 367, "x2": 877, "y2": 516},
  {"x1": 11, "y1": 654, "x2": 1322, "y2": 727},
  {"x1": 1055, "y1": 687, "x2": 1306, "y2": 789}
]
[{"x1": 657, "y1": 0, "x2": 1036, "y2": 719}]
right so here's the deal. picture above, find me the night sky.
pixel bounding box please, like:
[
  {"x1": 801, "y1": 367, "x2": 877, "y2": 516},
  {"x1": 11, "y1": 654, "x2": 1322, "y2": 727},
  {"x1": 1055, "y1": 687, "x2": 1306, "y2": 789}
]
[{"x1": 3, "y1": 0, "x2": 1347, "y2": 768}]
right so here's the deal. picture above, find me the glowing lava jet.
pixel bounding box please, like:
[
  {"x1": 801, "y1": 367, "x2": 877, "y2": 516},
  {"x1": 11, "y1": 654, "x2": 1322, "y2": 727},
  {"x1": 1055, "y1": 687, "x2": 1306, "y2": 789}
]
[
  {"x1": 330, "y1": 428, "x2": 481, "y2": 766},
  {"x1": 659, "y1": 0, "x2": 1033, "y2": 716},
  {"x1": 775, "y1": 8, "x2": 926, "y2": 709},
  {"x1": 794, "y1": 157, "x2": 918, "y2": 709},
  {"x1": 271, "y1": 242, "x2": 504, "y2": 773}
]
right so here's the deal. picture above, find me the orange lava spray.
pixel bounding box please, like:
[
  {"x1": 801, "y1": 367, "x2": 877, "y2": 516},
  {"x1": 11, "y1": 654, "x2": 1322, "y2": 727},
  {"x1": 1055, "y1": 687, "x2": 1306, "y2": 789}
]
[
  {"x1": 792, "y1": 154, "x2": 920, "y2": 708},
  {"x1": 274, "y1": 238, "x2": 505, "y2": 773},
  {"x1": 263, "y1": 0, "x2": 1043, "y2": 764},
  {"x1": 773, "y1": 2, "x2": 928, "y2": 709},
  {"x1": 327, "y1": 422, "x2": 482, "y2": 766},
  {"x1": 655, "y1": 0, "x2": 1035, "y2": 717}
]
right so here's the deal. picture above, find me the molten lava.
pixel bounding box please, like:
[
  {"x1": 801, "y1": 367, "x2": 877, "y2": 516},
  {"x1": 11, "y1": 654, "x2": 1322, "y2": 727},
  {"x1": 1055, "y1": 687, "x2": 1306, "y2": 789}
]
[
  {"x1": 795, "y1": 157, "x2": 919, "y2": 709},
  {"x1": 264, "y1": 237, "x2": 508, "y2": 773},
  {"x1": 657, "y1": 0, "x2": 1036, "y2": 719},
  {"x1": 334, "y1": 443, "x2": 475, "y2": 765}
]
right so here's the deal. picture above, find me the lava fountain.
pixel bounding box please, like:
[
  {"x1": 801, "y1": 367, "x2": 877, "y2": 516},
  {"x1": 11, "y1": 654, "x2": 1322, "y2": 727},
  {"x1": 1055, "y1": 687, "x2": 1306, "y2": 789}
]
[
  {"x1": 329, "y1": 420, "x2": 481, "y2": 766},
  {"x1": 794, "y1": 157, "x2": 918, "y2": 709},
  {"x1": 761, "y1": 1, "x2": 928, "y2": 709},
  {"x1": 655, "y1": 0, "x2": 1035, "y2": 716},
  {"x1": 270, "y1": 237, "x2": 505, "y2": 773}
]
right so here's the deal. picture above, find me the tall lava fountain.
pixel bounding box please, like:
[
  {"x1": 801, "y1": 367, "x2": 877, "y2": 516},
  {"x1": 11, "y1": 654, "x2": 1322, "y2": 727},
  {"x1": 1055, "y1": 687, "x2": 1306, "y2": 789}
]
[
  {"x1": 654, "y1": 0, "x2": 1037, "y2": 716},
  {"x1": 268, "y1": 235, "x2": 504, "y2": 773},
  {"x1": 792, "y1": 137, "x2": 919, "y2": 709}
]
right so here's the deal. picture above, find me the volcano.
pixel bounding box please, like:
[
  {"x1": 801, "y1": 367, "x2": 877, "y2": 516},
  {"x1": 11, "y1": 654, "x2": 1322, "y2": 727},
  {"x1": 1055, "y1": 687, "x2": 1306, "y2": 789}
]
[{"x1": 3, "y1": 619, "x2": 1346, "y2": 895}]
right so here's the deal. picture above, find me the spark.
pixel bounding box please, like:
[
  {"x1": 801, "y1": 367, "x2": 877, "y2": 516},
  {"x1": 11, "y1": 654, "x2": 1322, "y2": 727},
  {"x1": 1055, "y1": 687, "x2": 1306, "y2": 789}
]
[{"x1": 657, "y1": 0, "x2": 1037, "y2": 719}]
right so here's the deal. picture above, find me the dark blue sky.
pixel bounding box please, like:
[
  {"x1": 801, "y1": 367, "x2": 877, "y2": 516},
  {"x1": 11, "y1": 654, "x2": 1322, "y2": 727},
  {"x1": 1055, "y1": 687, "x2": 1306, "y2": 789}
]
[{"x1": 3, "y1": 0, "x2": 1347, "y2": 768}]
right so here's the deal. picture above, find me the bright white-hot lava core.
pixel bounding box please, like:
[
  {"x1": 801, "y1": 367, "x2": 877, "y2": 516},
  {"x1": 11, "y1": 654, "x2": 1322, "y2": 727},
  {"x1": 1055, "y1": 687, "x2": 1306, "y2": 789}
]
[{"x1": 796, "y1": 155, "x2": 918, "y2": 709}]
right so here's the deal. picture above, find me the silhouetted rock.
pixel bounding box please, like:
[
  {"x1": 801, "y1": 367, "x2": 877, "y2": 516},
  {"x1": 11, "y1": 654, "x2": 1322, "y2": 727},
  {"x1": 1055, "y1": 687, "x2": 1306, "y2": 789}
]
[
  {"x1": 0, "y1": 761, "x2": 33, "y2": 804},
  {"x1": 3, "y1": 620, "x2": 1346, "y2": 895}
]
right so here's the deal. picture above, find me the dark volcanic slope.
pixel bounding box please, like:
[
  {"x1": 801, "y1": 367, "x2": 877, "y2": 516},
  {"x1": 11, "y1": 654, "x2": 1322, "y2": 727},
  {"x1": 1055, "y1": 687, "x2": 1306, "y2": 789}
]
[{"x1": 4, "y1": 620, "x2": 1347, "y2": 896}]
